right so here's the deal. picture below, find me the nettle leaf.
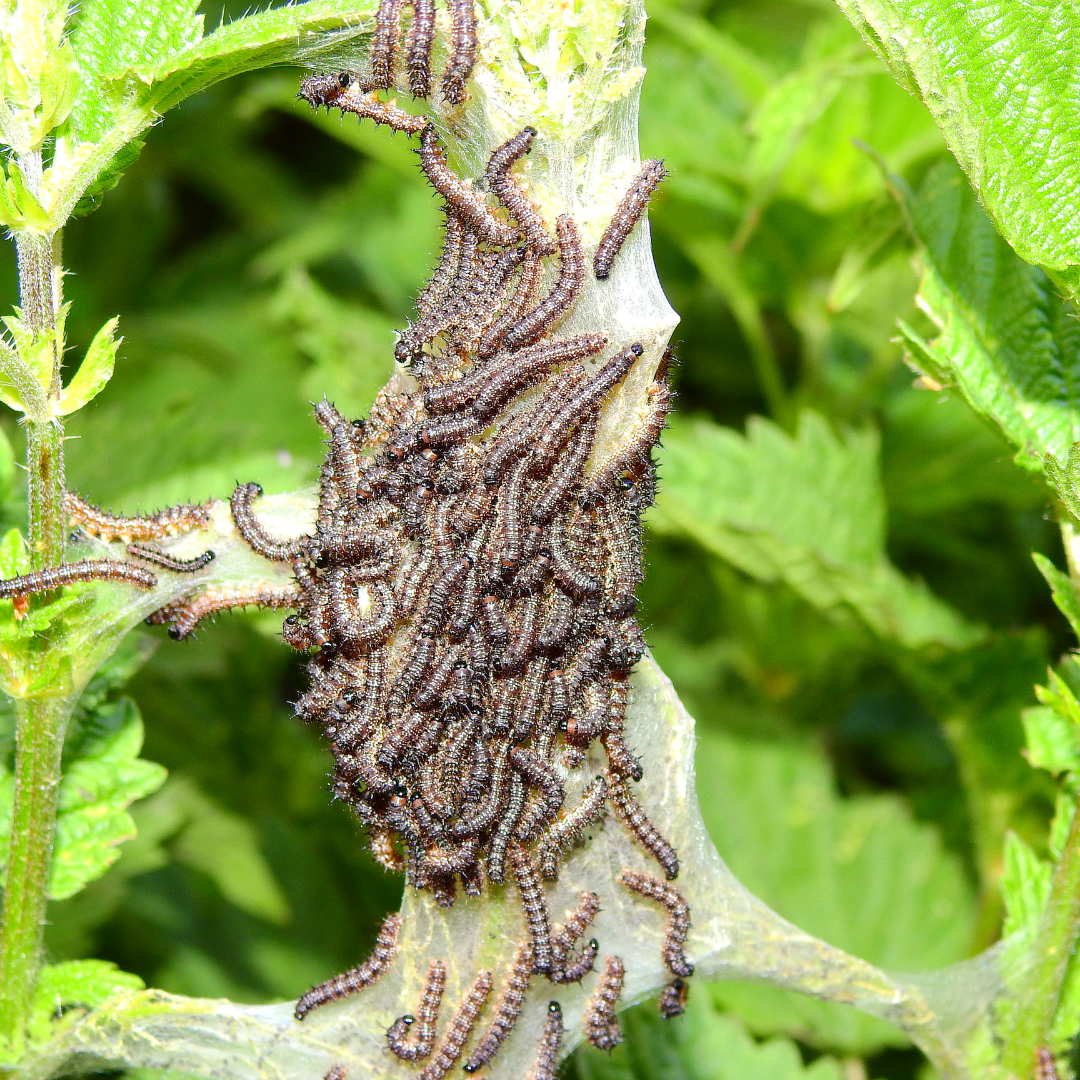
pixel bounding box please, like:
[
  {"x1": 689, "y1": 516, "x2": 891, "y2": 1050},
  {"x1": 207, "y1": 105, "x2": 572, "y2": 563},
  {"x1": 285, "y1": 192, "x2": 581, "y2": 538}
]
[
  {"x1": 897, "y1": 159, "x2": 1080, "y2": 471},
  {"x1": 1001, "y1": 832, "x2": 1052, "y2": 942},
  {"x1": 695, "y1": 729, "x2": 974, "y2": 1056},
  {"x1": 46, "y1": 699, "x2": 166, "y2": 899},
  {"x1": 55, "y1": 317, "x2": 119, "y2": 416},
  {"x1": 68, "y1": 0, "x2": 205, "y2": 142},
  {"x1": 834, "y1": 0, "x2": 1080, "y2": 280},
  {"x1": 1034, "y1": 554, "x2": 1080, "y2": 640},
  {"x1": 1023, "y1": 707, "x2": 1080, "y2": 777},
  {"x1": 650, "y1": 411, "x2": 979, "y2": 650}
]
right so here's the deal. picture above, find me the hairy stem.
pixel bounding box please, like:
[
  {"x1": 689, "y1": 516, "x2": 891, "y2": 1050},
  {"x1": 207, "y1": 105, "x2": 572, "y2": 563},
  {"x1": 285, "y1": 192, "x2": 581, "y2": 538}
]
[
  {"x1": 1002, "y1": 787, "x2": 1080, "y2": 1077},
  {"x1": 0, "y1": 697, "x2": 68, "y2": 1048},
  {"x1": 0, "y1": 152, "x2": 69, "y2": 1049}
]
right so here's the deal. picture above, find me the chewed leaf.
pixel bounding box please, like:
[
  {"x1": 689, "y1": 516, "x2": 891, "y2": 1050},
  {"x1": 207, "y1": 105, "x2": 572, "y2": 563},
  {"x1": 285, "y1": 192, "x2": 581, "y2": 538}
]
[
  {"x1": 28, "y1": 960, "x2": 144, "y2": 1042},
  {"x1": 55, "y1": 317, "x2": 119, "y2": 416}
]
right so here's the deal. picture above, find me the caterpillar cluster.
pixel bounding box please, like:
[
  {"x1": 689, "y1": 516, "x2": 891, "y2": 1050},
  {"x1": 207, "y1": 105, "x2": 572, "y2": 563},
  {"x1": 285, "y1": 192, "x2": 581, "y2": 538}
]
[
  {"x1": 0, "y1": 3, "x2": 693, "y2": 1071},
  {"x1": 278, "y1": 63, "x2": 675, "y2": 908}
]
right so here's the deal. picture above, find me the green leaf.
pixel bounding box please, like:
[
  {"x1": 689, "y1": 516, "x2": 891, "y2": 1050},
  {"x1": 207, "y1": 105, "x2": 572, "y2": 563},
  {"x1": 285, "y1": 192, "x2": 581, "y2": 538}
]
[
  {"x1": 1022, "y1": 706, "x2": 1080, "y2": 777},
  {"x1": 834, "y1": 0, "x2": 1080, "y2": 277},
  {"x1": 650, "y1": 411, "x2": 980, "y2": 650},
  {"x1": 47, "y1": 699, "x2": 167, "y2": 899},
  {"x1": 49, "y1": 2, "x2": 377, "y2": 227},
  {"x1": 28, "y1": 960, "x2": 143, "y2": 1041},
  {"x1": 68, "y1": 0, "x2": 205, "y2": 142},
  {"x1": 694, "y1": 729, "x2": 975, "y2": 1055},
  {"x1": 55, "y1": 316, "x2": 119, "y2": 416},
  {"x1": 899, "y1": 158, "x2": 1080, "y2": 470}
]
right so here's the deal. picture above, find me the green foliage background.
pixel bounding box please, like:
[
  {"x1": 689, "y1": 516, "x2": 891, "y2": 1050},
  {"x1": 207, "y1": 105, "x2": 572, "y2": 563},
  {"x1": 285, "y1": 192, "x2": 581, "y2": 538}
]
[{"x1": 0, "y1": 0, "x2": 1070, "y2": 1076}]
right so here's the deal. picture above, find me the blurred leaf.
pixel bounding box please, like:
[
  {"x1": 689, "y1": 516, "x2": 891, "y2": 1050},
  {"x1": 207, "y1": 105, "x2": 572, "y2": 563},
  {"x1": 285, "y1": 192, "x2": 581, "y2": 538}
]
[
  {"x1": 647, "y1": 0, "x2": 774, "y2": 106},
  {"x1": 270, "y1": 268, "x2": 395, "y2": 419},
  {"x1": 694, "y1": 728, "x2": 974, "y2": 1055},
  {"x1": 897, "y1": 159, "x2": 1080, "y2": 471},
  {"x1": 651, "y1": 411, "x2": 980, "y2": 649},
  {"x1": 835, "y1": 0, "x2": 1080, "y2": 280},
  {"x1": 136, "y1": 776, "x2": 291, "y2": 926},
  {"x1": 56, "y1": 316, "x2": 119, "y2": 416},
  {"x1": 571, "y1": 978, "x2": 845, "y2": 1080}
]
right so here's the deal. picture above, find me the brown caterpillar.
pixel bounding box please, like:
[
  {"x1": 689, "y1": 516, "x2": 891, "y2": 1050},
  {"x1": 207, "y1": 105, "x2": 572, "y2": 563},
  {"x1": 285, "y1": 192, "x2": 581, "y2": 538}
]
[
  {"x1": 593, "y1": 159, "x2": 668, "y2": 279},
  {"x1": 607, "y1": 773, "x2": 678, "y2": 879},
  {"x1": 529, "y1": 1001, "x2": 564, "y2": 1080},
  {"x1": 294, "y1": 912, "x2": 402, "y2": 1019},
  {"x1": 367, "y1": 0, "x2": 404, "y2": 88},
  {"x1": 386, "y1": 958, "x2": 446, "y2": 1061},
  {"x1": 419, "y1": 126, "x2": 519, "y2": 247},
  {"x1": 658, "y1": 977, "x2": 689, "y2": 1019},
  {"x1": 441, "y1": 0, "x2": 478, "y2": 104},
  {"x1": 503, "y1": 216, "x2": 585, "y2": 349},
  {"x1": 484, "y1": 127, "x2": 556, "y2": 256},
  {"x1": 417, "y1": 969, "x2": 493, "y2": 1080},
  {"x1": 153, "y1": 581, "x2": 299, "y2": 641},
  {"x1": 230, "y1": 483, "x2": 309, "y2": 561},
  {"x1": 510, "y1": 845, "x2": 553, "y2": 973},
  {"x1": 584, "y1": 955, "x2": 624, "y2": 1051},
  {"x1": 463, "y1": 939, "x2": 533, "y2": 1073},
  {"x1": 618, "y1": 870, "x2": 693, "y2": 978},
  {"x1": 0, "y1": 560, "x2": 158, "y2": 598},
  {"x1": 406, "y1": 0, "x2": 436, "y2": 97},
  {"x1": 65, "y1": 491, "x2": 211, "y2": 541}
]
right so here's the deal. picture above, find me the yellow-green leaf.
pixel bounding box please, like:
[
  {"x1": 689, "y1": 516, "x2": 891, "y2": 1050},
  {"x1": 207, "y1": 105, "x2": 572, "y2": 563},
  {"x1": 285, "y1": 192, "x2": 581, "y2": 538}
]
[{"x1": 55, "y1": 316, "x2": 119, "y2": 415}]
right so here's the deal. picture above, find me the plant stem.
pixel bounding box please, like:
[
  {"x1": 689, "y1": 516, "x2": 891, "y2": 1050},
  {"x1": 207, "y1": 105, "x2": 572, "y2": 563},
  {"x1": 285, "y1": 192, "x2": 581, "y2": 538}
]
[
  {"x1": 0, "y1": 151, "x2": 69, "y2": 1050},
  {"x1": 1002, "y1": 786, "x2": 1080, "y2": 1077},
  {"x1": 0, "y1": 698, "x2": 68, "y2": 1048}
]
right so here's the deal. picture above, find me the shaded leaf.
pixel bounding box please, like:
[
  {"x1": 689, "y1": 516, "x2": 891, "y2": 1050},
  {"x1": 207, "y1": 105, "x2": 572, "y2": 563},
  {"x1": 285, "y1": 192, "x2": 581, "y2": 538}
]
[
  {"x1": 898, "y1": 160, "x2": 1080, "y2": 470},
  {"x1": 137, "y1": 776, "x2": 291, "y2": 926},
  {"x1": 650, "y1": 411, "x2": 980, "y2": 649}
]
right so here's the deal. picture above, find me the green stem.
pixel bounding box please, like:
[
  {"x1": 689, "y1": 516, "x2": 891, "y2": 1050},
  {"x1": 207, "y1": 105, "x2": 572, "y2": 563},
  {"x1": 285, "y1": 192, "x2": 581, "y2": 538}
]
[
  {"x1": 0, "y1": 698, "x2": 68, "y2": 1049},
  {"x1": 1002, "y1": 787, "x2": 1080, "y2": 1077},
  {"x1": 0, "y1": 151, "x2": 69, "y2": 1050}
]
